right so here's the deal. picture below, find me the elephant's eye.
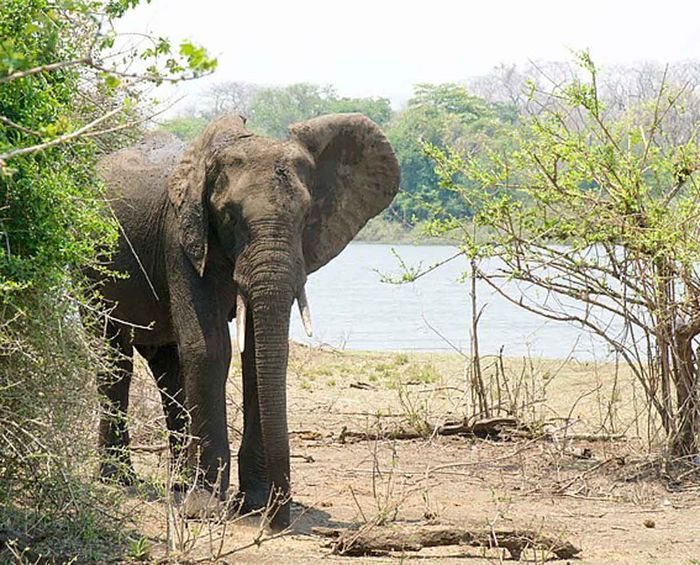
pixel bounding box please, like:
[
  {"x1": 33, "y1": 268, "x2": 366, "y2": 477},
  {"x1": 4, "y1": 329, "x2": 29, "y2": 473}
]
[{"x1": 211, "y1": 171, "x2": 229, "y2": 196}]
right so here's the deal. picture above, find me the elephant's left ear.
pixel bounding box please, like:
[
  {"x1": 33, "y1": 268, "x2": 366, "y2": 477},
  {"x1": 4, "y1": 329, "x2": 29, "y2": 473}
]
[{"x1": 290, "y1": 113, "x2": 400, "y2": 274}]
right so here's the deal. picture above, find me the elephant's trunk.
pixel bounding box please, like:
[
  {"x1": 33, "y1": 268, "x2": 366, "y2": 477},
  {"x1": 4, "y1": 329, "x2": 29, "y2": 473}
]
[
  {"x1": 236, "y1": 286, "x2": 312, "y2": 353},
  {"x1": 250, "y1": 285, "x2": 292, "y2": 529},
  {"x1": 236, "y1": 224, "x2": 303, "y2": 530}
]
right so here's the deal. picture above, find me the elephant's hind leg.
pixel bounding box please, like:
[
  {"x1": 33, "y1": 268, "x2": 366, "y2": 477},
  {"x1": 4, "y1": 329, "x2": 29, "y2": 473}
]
[
  {"x1": 98, "y1": 324, "x2": 135, "y2": 485},
  {"x1": 144, "y1": 344, "x2": 189, "y2": 469}
]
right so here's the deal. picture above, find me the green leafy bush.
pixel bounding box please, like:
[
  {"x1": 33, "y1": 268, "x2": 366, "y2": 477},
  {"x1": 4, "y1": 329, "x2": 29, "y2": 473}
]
[{"x1": 0, "y1": 1, "x2": 215, "y2": 560}]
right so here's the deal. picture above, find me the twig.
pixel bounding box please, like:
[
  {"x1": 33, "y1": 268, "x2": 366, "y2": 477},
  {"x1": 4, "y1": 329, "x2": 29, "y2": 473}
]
[
  {"x1": 0, "y1": 116, "x2": 43, "y2": 137},
  {"x1": 555, "y1": 457, "x2": 620, "y2": 494}
]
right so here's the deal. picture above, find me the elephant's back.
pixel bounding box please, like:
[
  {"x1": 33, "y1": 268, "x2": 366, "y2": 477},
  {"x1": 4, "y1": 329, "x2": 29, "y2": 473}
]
[
  {"x1": 99, "y1": 131, "x2": 185, "y2": 202},
  {"x1": 93, "y1": 132, "x2": 183, "y2": 345}
]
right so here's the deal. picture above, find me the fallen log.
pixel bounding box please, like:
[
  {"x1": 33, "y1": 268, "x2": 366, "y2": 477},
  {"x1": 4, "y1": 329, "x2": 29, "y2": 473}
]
[
  {"x1": 337, "y1": 416, "x2": 525, "y2": 444},
  {"x1": 441, "y1": 417, "x2": 524, "y2": 438},
  {"x1": 556, "y1": 433, "x2": 626, "y2": 442},
  {"x1": 331, "y1": 417, "x2": 629, "y2": 447},
  {"x1": 313, "y1": 523, "x2": 581, "y2": 560}
]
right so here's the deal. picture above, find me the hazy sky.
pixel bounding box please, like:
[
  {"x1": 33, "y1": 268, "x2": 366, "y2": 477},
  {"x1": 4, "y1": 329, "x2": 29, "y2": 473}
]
[{"x1": 119, "y1": 0, "x2": 700, "y2": 109}]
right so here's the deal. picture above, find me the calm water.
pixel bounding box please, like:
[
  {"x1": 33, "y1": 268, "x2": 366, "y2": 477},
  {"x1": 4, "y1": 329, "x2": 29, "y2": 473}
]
[{"x1": 287, "y1": 243, "x2": 614, "y2": 360}]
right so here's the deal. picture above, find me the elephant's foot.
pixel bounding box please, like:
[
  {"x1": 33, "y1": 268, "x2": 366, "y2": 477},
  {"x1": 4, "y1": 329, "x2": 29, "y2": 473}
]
[
  {"x1": 179, "y1": 487, "x2": 224, "y2": 519},
  {"x1": 269, "y1": 499, "x2": 291, "y2": 532},
  {"x1": 233, "y1": 488, "x2": 291, "y2": 531},
  {"x1": 234, "y1": 487, "x2": 269, "y2": 515}
]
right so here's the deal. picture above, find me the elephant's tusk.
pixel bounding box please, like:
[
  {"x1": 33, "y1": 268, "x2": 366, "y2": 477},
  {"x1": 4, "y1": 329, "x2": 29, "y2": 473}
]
[
  {"x1": 297, "y1": 287, "x2": 313, "y2": 337},
  {"x1": 236, "y1": 292, "x2": 246, "y2": 353}
]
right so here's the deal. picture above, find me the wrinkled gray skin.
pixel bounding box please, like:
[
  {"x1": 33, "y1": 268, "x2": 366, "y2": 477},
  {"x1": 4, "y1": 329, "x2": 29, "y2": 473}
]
[{"x1": 92, "y1": 114, "x2": 399, "y2": 529}]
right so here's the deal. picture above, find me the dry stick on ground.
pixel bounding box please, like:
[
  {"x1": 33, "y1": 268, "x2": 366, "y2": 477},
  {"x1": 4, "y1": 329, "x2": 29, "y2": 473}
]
[
  {"x1": 337, "y1": 416, "x2": 526, "y2": 444},
  {"x1": 334, "y1": 415, "x2": 624, "y2": 445},
  {"x1": 554, "y1": 456, "x2": 622, "y2": 494},
  {"x1": 313, "y1": 523, "x2": 581, "y2": 560}
]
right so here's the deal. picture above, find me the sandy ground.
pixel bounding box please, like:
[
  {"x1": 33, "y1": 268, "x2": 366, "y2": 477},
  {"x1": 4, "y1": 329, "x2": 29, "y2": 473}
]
[{"x1": 122, "y1": 344, "x2": 700, "y2": 564}]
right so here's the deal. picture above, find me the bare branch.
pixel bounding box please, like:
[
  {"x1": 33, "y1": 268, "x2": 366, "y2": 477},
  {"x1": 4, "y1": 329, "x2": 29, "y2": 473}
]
[
  {"x1": 0, "y1": 57, "x2": 91, "y2": 84},
  {"x1": 0, "y1": 116, "x2": 43, "y2": 137},
  {"x1": 0, "y1": 107, "x2": 122, "y2": 162}
]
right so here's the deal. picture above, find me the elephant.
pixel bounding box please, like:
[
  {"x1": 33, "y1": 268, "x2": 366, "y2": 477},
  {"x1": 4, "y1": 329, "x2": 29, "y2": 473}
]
[{"x1": 90, "y1": 113, "x2": 400, "y2": 530}]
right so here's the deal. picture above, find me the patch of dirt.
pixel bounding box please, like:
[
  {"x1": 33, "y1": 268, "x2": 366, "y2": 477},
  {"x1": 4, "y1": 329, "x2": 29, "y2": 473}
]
[{"x1": 123, "y1": 343, "x2": 700, "y2": 563}]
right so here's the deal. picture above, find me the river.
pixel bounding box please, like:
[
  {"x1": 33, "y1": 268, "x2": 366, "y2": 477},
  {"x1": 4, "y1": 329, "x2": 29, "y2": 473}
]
[{"x1": 285, "y1": 242, "x2": 614, "y2": 360}]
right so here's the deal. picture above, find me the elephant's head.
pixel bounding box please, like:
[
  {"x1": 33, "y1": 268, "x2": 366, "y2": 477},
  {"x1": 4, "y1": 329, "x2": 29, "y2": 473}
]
[{"x1": 167, "y1": 113, "x2": 400, "y2": 527}]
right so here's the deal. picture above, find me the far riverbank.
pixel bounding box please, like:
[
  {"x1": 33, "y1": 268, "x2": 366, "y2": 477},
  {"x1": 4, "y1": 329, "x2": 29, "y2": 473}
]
[{"x1": 354, "y1": 216, "x2": 461, "y2": 245}]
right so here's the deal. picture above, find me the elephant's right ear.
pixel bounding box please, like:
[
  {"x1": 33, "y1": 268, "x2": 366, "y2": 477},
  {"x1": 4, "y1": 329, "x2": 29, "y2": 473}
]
[{"x1": 167, "y1": 134, "x2": 210, "y2": 277}]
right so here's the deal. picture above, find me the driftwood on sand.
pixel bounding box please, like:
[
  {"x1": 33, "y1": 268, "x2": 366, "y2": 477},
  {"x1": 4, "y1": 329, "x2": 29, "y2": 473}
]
[{"x1": 313, "y1": 523, "x2": 581, "y2": 560}]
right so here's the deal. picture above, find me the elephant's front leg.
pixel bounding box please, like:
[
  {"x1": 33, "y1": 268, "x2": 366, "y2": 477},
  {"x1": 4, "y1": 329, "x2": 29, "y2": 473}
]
[
  {"x1": 171, "y1": 299, "x2": 232, "y2": 499},
  {"x1": 178, "y1": 334, "x2": 232, "y2": 495},
  {"x1": 167, "y1": 247, "x2": 236, "y2": 506}
]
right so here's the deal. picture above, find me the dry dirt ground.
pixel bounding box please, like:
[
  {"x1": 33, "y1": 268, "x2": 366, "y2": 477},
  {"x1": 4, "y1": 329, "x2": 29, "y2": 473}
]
[{"x1": 123, "y1": 343, "x2": 700, "y2": 564}]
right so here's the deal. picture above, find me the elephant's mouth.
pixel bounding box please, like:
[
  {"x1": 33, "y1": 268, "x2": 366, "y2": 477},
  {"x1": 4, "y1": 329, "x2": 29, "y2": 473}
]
[{"x1": 234, "y1": 284, "x2": 313, "y2": 353}]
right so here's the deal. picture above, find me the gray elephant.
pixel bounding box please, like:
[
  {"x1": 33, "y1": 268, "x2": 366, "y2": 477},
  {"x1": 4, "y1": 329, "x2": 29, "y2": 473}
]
[{"x1": 91, "y1": 113, "x2": 399, "y2": 530}]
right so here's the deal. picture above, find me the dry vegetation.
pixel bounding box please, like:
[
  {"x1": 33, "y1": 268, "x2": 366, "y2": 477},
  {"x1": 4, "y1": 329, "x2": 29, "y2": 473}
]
[{"x1": 105, "y1": 342, "x2": 700, "y2": 563}]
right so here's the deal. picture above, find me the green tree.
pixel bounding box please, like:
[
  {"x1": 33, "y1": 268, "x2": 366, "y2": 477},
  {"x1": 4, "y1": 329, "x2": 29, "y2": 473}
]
[
  {"x1": 162, "y1": 81, "x2": 394, "y2": 143},
  {"x1": 160, "y1": 114, "x2": 210, "y2": 141},
  {"x1": 1, "y1": 0, "x2": 215, "y2": 314},
  {"x1": 326, "y1": 95, "x2": 392, "y2": 127},
  {"x1": 432, "y1": 53, "x2": 700, "y2": 457},
  {"x1": 247, "y1": 83, "x2": 331, "y2": 138},
  {"x1": 0, "y1": 1, "x2": 215, "y2": 558},
  {"x1": 387, "y1": 83, "x2": 516, "y2": 224}
]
